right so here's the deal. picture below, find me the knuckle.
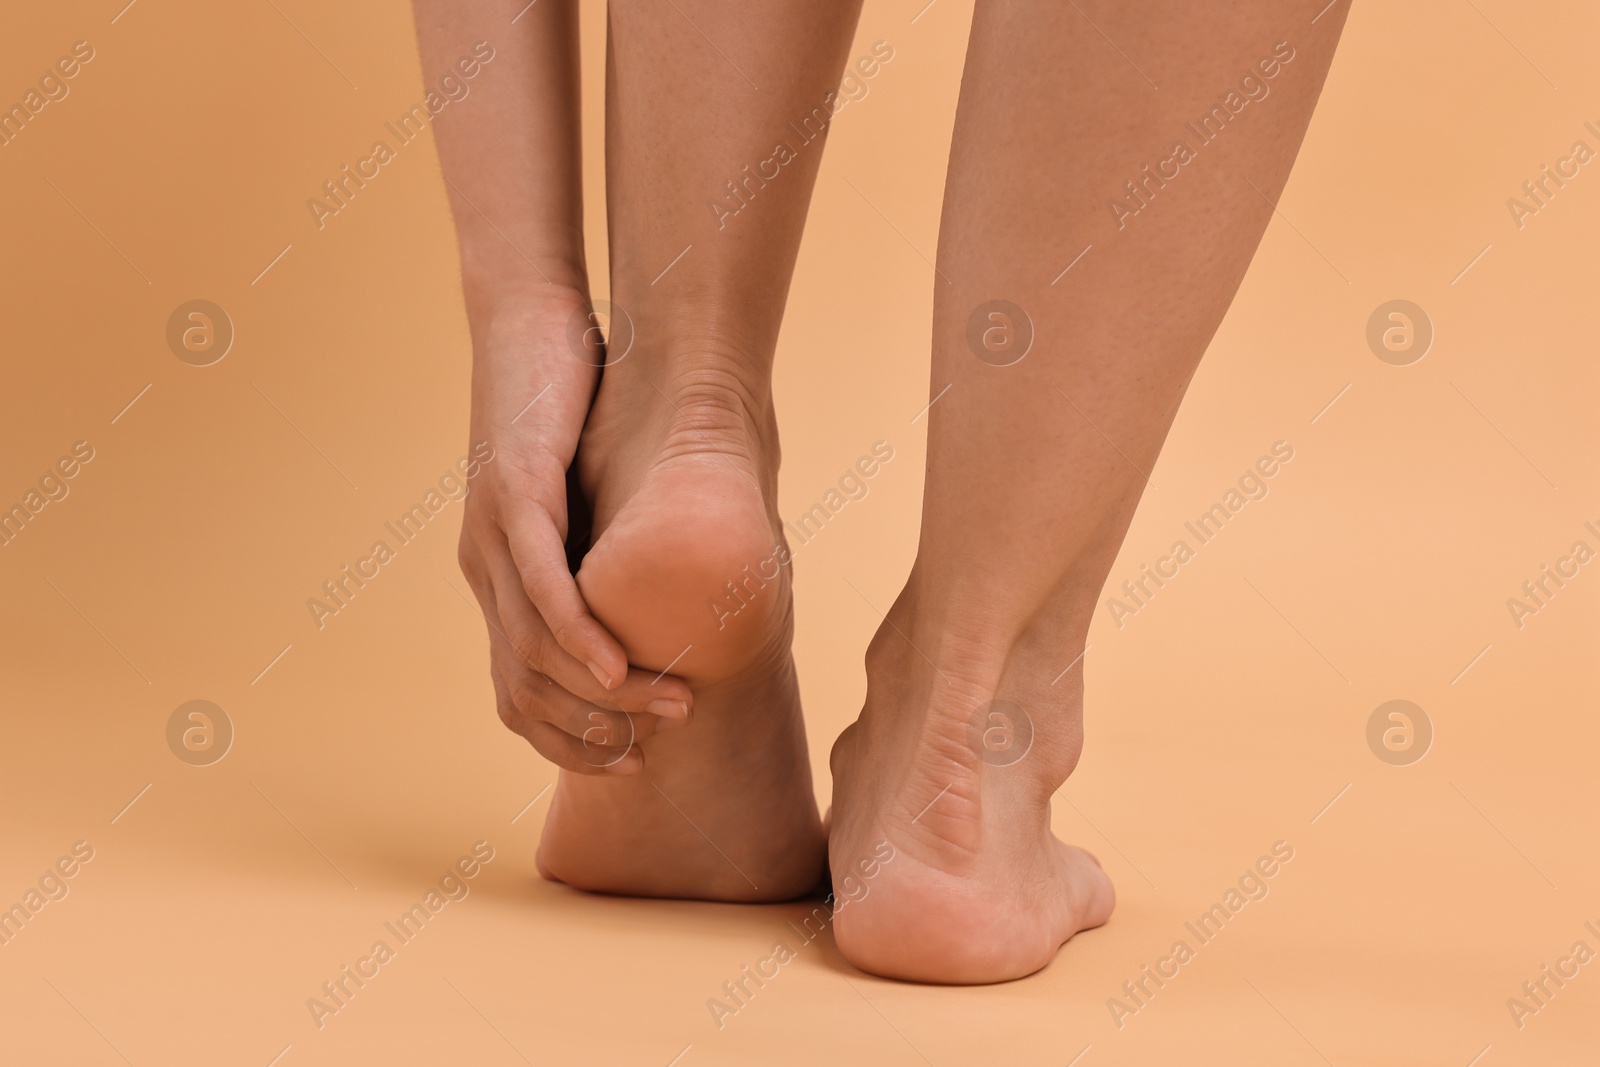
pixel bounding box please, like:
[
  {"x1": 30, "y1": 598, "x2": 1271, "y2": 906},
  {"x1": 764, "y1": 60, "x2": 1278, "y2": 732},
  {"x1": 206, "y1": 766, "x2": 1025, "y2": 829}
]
[
  {"x1": 504, "y1": 621, "x2": 547, "y2": 669},
  {"x1": 506, "y1": 676, "x2": 544, "y2": 716},
  {"x1": 548, "y1": 614, "x2": 583, "y2": 653},
  {"x1": 493, "y1": 694, "x2": 521, "y2": 731},
  {"x1": 526, "y1": 727, "x2": 590, "y2": 774},
  {"x1": 520, "y1": 561, "x2": 552, "y2": 602}
]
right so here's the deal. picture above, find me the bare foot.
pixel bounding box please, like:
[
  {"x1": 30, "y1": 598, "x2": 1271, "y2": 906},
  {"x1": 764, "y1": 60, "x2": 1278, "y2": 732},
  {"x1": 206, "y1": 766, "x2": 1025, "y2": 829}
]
[
  {"x1": 828, "y1": 583, "x2": 1115, "y2": 982},
  {"x1": 533, "y1": 351, "x2": 825, "y2": 901}
]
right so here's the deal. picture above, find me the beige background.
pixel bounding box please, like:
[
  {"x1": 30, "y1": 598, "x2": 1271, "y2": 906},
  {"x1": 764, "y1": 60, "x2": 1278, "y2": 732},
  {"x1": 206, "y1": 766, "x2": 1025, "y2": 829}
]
[{"x1": 2, "y1": 0, "x2": 1597, "y2": 1063}]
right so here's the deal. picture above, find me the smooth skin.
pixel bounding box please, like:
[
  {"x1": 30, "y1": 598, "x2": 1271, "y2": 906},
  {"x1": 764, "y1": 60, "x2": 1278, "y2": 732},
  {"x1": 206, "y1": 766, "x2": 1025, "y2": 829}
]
[
  {"x1": 416, "y1": 0, "x2": 863, "y2": 901},
  {"x1": 414, "y1": 0, "x2": 1347, "y2": 981},
  {"x1": 414, "y1": 0, "x2": 693, "y2": 779}
]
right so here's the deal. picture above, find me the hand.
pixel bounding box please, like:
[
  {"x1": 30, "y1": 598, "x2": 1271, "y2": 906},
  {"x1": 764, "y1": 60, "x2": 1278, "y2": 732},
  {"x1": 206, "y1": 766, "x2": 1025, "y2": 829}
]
[{"x1": 457, "y1": 289, "x2": 692, "y2": 773}]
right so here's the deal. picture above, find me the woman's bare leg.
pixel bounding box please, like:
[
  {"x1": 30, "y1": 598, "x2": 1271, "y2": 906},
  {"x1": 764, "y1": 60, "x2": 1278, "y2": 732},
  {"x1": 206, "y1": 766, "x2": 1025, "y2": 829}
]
[
  {"x1": 830, "y1": 1, "x2": 1348, "y2": 980},
  {"x1": 415, "y1": 0, "x2": 702, "y2": 784},
  {"x1": 536, "y1": 0, "x2": 865, "y2": 900}
]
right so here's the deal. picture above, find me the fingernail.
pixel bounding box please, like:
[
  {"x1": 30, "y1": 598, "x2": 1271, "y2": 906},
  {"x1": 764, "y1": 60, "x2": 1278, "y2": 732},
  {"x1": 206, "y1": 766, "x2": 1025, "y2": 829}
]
[
  {"x1": 587, "y1": 660, "x2": 615, "y2": 689},
  {"x1": 645, "y1": 698, "x2": 689, "y2": 719}
]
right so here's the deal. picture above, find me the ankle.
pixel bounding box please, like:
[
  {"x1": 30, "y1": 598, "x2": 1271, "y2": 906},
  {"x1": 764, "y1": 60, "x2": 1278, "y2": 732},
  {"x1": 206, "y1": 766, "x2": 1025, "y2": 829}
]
[
  {"x1": 860, "y1": 570, "x2": 1093, "y2": 791},
  {"x1": 871, "y1": 558, "x2": 1097, "y2": 673},
  {"x1": 604, "y1": 292, "x2": 777, "y2": 395},
  {"x1": 596, "y1": 332, "x2": 776, "y2": 454}
]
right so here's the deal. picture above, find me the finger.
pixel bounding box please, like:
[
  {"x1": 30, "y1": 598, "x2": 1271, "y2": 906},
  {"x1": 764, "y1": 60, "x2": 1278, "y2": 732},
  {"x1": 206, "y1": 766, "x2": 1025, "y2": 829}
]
[
  {"x1": 477, "y1": 560, "x2": 589, "y2": 742},
  {"x1": 500, "y1": 504, "x2": 629, "y2": 689},
  {"x1": 469, "y1": 521, "x2": 605, "y2": 698},
  {"x1": 524, "y1": 718, "x2": 644, "y2": 776},
  {"x1": 488, "y1": 659, "x2": 536, "y2": 737},
  {"x1": 483, "y1": 535, "x2": 693, "y2": 716},
  {"x1": 554, "y1": 701, "x2": 676, "y2": 748},
  {"x1": 475, "y1": 542, "x2": 680, "y2": 764},
  {"x1": 457, "y1": 523, "x2": 496, "y2": 611},
  {"x1": 486, "y1": 655, "x2": 617, "y2": 771},
  {"x1": 487, "y1": 628, "x2": 679, "y2": 744},
  {"x1": 609, "y1": 666, "x2": 694, "y2": 719}
]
